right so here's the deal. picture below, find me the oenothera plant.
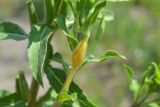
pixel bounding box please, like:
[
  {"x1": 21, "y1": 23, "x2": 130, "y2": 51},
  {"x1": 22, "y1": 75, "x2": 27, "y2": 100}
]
[
  {"x1": 0, "y1": 0, "x2": 128, "y2": 107},
  {"x1": 124, "y1": 63, "x2": 160, "y2": 107}
]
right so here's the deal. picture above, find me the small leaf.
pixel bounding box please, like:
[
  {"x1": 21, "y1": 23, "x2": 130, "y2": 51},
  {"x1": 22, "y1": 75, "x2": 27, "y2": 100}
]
[
  {"x1": 98, "y1": 10, "x2": 114, "y2": 22},
  {"x1": 45, "y1": 65, "x2": 96, "y2": 107},
  {"x1": 85, "y1": 0, "x2": 106, "y2": 26},
  {"x1": 123, "y1": 64, "x2": 134, "y2": 80},
  {"x1": 85, "y1": 50, "x2": 125, "y2": 63},
  {"x1": 16, "y1": 71, "x2": 30, "y2": 102},
  {"x1": 57, "y1": 92, "x2": 77, "y2": 102},
  {"x1": 28, "y1": 24, "x2": 54, "y2": 85},
  {"x1": 130, "y1": 79, "x2": 140, "y2": 102},
  {"x1": 0, "y1": 22, "x2": 27, "y2": 41},
  {"x1": 152, "y1": 62, "x2": 160, "y2": 85},
  {"x1": 44, "y1": 0, "x2": 55, "y2": 25},
  {"x1": 0, "y1": 90, "x2": 11, "y2": 98},
  {"x1": 26, "y1": 0, "x2": 39, "y2": 26}
]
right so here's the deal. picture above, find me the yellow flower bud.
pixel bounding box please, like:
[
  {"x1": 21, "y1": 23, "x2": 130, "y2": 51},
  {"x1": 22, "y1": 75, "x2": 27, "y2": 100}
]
[
  {"x1": 72, "y1": 33, "x2": 90, "y2": 69},
  {"x1": 62, "y1": 33, "x2": 90, "y2": 92}
]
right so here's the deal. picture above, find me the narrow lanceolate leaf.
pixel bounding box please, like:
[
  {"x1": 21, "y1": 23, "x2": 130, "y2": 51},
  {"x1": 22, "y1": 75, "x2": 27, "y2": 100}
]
[
  {"x1": 0, "y1": 93, "x2": 26, "y2": 107},
  {"x1": 123, "y1": 64, "x2": 134, "y2": 80},
  {"x1": 89, "y1": 0, "x2": 106, "y2": 24},
  {"x1": 55, "y1": 15, "x2": 78, "y2": 51},
  {"x1": 44, "y1": 0, "x2": 55, "y2": 25},
  {"x1": 45, "y1": 65, "x2": 96, "y2": 107},
  {"x1": 85, "y1": 50, "x2": 125, "y2": 63},
  {"x1": 0, "y1": 22, "x2": 27, "y2": 41},
  {"x1": 26, "y1": 0, "x2": 39, "y2": 26},
  {"x1": 28, "y1": 24, "x2": 54, "y2": 85},
  {"x1": 16, "y1": 71, "x2": 30, "y2": 102}
]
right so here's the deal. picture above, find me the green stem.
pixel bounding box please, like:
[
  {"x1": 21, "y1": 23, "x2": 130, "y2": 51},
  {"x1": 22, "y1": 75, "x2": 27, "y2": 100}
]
[
  {"x1": 62, "y1": 67, "x2": 76, "y2": 92},
  {"x1": 28, "y1": 77, "x2": 39, "y2": 107}
]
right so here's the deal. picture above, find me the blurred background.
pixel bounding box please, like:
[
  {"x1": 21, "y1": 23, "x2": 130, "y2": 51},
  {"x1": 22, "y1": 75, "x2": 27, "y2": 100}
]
[{"x1": 0, "y1": 0, "x2": 160, "y2": 107}]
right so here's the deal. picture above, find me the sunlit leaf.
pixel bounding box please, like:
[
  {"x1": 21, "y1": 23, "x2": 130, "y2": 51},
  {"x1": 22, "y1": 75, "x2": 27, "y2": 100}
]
[
  {"x1": 28, "y1": 24, "x2": 54, "y2": 85},
  {"x1": 123, "y1": 64, "x2": 134, "y2": 80}
]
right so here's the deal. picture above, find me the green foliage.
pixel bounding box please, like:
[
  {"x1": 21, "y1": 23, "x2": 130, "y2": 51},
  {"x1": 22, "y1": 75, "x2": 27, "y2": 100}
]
[
  {"x1": 124, "y1": 63, "x2": 160, "y2": 107},
  {"x1": 0, "y1": 0, "x2": 133, "y2": 107},
  {"x1": 45, "y1": 65, "x2": 97, "y2": 107},
  {"x1": 0, "y1": 22, "x2": 27, "y2": 40}
]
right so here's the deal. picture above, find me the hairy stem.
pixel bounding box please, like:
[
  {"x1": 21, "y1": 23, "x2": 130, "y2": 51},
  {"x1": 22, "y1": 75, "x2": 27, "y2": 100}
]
[{"x1": 28, "y1": 77, "x2": 39, "y2": 107}]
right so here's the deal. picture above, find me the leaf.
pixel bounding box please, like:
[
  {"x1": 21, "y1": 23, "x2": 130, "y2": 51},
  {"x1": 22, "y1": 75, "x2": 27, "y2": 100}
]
[
  {"x1": 152, "y1": 62, "x2": 160, "y2": 85},
  {"x1": 55, "y1": 15, "x2": 78, "y2": 50},
  {"x1": 28, "y1": 24, "x2": 54, "y2": 85},
  {"x1": 123, "y1": 64, "x2": 134, "y2": 80},
  {"x1": 85, "y1": 50, "x2": 125, "y2": 63},
  {"x1": 0, "y1": 22, "x2": 27, "y2": 41},
  {"x1": 50, "y1": 52, "x2": 70, "y2": 72},
  {"x1": 98, "y1": 10, "x2": 114, "y2": 22},
  {"x1": 106, "y1": 0, "x2": 130, "y2": 2},
  {"x1": 0, "y1": 90, "x2": 11, "y2": 98},
  {"x1": 26, "y1": 0, "x2": 39, "y2": 26},
  {"x1": 45, "y1": 65, "x2": 97, "y2": 107},
  {"x1": 130, "y1": 79, "x2": 140, "y2": 102},
  {"x1": 0, "y1": 93, "x2": 26, "y2": 107},
  {"x1": 16, "y1": 71, "x2": 30, "y2": 102},
  {"x1": 57, "y1": 92, "x2": 77, "y2": 102},
  {"x1": 86, "y1": 0, "x2": 106, "y2": 26},
  {"x1": 44, "y1": 0, "x2": 55, "y2": 25}
]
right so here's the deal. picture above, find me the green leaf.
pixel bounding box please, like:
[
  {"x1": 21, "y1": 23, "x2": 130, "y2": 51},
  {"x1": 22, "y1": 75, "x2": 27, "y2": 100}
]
[
  {"x1": 0, "y1": 22, "x2": 27, "y2": 41},
  {"x1": 0, "y1": 93, "x2": 26, "y2": 107},
  {"x1": 57, "y1": 92, "x2": 77, "y2": 102},
  {"x1": 86, "y1": 0, "x2": 106, "y2": 26},
  {"x1": 98, "y1": 10, "x2": 114, "y2": 22},
  {"x1": 123, "y1": 64, "x2": 134, "y2": 80},
  {"x1": 152, "y1": 62, "x2": 160, "y2": 85},
  {"x1": 45, "y1": 65, "x2": 96, "y2": 107},
  {"x1": 16, "y1": 71, "x2": 30, "y2": 102},
  {"x1": 85, "y1": 50, "x2": 125, "y2": 63},
  {"x1": 28, "y1": 24, "x2": 54, "y2": 85},
  {"x1": 44, "y1": 0, "x2": 55, "y2": 25},
  {"x1": 26, "y1": 0, "x2": 39, "y2": 26},
  {"x1": 55, "y1": 15, "x2": 78, "y2": 50},
  {"x1": 106, "y1": 0, "x2": 130, "y2": 2},
  {"x1": 0, "y1": 90, "x2": 11, "y2": 98},
  {"x1": 50, "y1": 52, "x2": 70, "y2": 72},
  {"x1": 78, "y1": 0, "x2": 94, "y2": 25},
  {"x1": 130, "y1": 79, "x2": 140, "y2": 102}
]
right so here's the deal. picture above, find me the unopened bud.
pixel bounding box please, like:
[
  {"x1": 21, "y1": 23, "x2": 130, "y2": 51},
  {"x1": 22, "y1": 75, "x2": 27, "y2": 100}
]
[{"x1": 72, "y1": 33, "x2": 90, "y2": 69}]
